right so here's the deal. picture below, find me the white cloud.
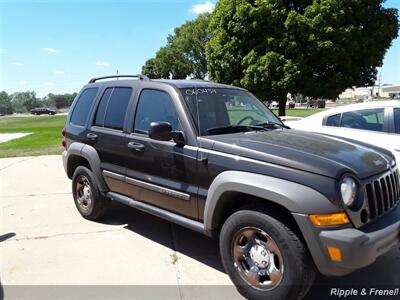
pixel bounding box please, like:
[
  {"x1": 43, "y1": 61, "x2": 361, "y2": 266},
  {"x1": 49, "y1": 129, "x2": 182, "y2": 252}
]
[
  {"x1": 96, "y1": 61, "x2": 110, "y2": 67},
  {"x1": 190, "y1": 1, "x2": 215, "y2": 14},
  {"x1": 19, "y1": 80, "x2": 27, "y2": 85},
  {"x1": 12, "y1": 62, "x2": 23, "y2": 67},
  {"x1": 43, "y1": 81, "x2": 55, "y2": 86},
  {"x1": 43, "y1": 47, "x2": 57, "y2": 53},
  {"x1": 54, "y1": 70, "x2": 65, "y2": 75},
  {"x1": 0, "y1": 48, "x2": 4, "y2": 52}
]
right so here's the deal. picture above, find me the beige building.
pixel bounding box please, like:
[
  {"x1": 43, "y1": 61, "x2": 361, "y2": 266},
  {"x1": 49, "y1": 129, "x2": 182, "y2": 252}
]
[{"x1": 339, "y1": 84, "x2": 400, "y2": 99}]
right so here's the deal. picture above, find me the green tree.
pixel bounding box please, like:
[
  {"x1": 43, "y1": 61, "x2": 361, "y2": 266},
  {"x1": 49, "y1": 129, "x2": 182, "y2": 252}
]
[
  {"x1": 142, "y1": 13, "x2": 211, "y2": 79},
  {"x1": 10, "y1": 91, "x2": 41, "y2": 113},
  {"x1": 45, "y1": 92, "x2": 77, "y2": 109},
  {"x1": 206, "y1": 0, "x2": 399, "y2": 116},
  {"x1": 173, "y1": 13, "x2": 211, "y2": 79},
  {"x1": 142, "y1": 58, "x2": 162, "y2": 79},
  {"x1": 0, "y1": 91, "x2": 13, "y2": 115}
]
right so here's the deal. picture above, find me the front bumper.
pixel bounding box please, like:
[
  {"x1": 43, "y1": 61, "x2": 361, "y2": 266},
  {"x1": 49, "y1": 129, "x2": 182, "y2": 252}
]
[{"x1": 293, "y1": 205, "x2": 400, "y2": 276}]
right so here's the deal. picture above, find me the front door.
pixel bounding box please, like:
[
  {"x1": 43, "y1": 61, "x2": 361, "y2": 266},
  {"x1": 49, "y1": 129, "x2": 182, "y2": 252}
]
[
  {"x1": 389, "y1": 108, "x2": 400, "y2": 162},
  {"x1": 124, "y1": 88, "x2": 199, "y2": 219}
]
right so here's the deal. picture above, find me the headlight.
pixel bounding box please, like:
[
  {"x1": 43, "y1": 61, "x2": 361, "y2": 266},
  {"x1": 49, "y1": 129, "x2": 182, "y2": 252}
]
[{"x1": 340, "y1": 176, "x2": 357, "y2": 206}]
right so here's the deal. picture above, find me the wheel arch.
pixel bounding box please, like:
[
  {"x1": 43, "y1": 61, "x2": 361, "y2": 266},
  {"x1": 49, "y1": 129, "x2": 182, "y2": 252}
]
[
  {"x1": 65, "y1": 142, "x2": 109, "y2": 192},
  {"x1": 204, "y1": 171, "x2": 338, "y2": 234}
]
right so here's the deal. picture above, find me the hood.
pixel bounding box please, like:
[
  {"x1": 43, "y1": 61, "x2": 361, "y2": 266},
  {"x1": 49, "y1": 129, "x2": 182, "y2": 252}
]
[{"x1": 204, "y1": 129, "x2": 394, "y2": 179}]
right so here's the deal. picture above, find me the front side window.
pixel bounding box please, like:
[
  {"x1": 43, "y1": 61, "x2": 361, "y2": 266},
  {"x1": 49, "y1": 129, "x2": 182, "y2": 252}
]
[
  {"x1": 341, "y1": 108, "x2": 384, "y2": 132},
  {"x1": 134, "y1": 89, "x2": 179, "y2": 134},
  {"x1": 93, "y1": 87, "x2": 132, "y2": 130},
  {"x1": 70, "y1": 88, "x2": 98, "y2": 126},
  {"x1": 181, "y1": 88, "x2": 281, "y2": 135},
  {"x1": 394, "y1": 108, "x2": 400, "y2": 134}
]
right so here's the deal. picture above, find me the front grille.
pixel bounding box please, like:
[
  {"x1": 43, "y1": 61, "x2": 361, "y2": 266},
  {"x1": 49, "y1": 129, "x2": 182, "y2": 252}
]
[{"x1": 365, "y1": 168, "x2": 400, "y2": 220}]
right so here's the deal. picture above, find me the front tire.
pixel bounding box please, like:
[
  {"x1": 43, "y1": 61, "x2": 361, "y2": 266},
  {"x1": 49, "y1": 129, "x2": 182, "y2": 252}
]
[
  {"x1": 72, "y1": 166, "x2": 110, "y2": 220},
  {"x1": 220, "y1": 209, "x2": 315, "y2": 300}
]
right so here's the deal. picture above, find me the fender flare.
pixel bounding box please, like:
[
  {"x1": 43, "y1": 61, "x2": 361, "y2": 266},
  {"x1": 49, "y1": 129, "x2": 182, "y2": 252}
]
[
  {"x1": 203, "y1": 171, "x2": 338, "y2": 232},
  {"x1": 64, "y1": 142, "x2": 109, "y2": 192}
]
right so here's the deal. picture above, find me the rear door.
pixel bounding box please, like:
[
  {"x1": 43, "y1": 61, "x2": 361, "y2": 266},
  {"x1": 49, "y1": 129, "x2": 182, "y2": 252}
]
[{"x1": 88, "y1": 86, "x2": 134, "y2": 195}]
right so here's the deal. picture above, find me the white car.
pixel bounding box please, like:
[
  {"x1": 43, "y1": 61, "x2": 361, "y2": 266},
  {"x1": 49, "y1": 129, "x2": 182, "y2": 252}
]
[
  {"x1": 285, "y1": 101, "x2": 400, "y2": 162},
  {"x1": 269, "y1": 101, "x2": 279, "y2": 109}
]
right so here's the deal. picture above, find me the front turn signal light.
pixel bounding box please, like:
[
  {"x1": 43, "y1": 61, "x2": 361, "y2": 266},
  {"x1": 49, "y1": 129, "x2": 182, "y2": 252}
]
[
  {"x1": 309, "y1": 213, "x2": 350, "y2": 227},
  {"x1": 327, "y1": 246, "x2": 342, "y2": 262}
]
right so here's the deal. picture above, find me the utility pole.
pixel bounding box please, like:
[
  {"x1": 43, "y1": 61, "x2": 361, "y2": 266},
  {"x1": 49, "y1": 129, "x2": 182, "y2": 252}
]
[{"x1": 377, "y1": 72, "x2": 382, "y2": 98}]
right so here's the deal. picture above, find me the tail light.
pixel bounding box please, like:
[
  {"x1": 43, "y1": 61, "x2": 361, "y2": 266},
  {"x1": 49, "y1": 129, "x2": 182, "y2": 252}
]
[{"x1": 62, "y1": 127, "x2": 67, "y2": 149}]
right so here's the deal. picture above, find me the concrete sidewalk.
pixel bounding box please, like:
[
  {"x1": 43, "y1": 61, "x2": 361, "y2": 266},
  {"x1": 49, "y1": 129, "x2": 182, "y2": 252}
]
[
  {"x1": 1, "y1": 156, "x2": 399, "y2": 299},
  {"x1": 0, "y1": 156, "x2": 239, "y2": 299}
]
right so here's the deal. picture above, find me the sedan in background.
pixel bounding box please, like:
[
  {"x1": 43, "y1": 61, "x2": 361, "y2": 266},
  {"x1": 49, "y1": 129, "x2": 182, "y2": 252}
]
[
  {"x1": 30, "y1": 107, "x2": 57, "y2": 115},
  {"x1": 285, "y1": 101, "x2": 400, "y2": 162}
]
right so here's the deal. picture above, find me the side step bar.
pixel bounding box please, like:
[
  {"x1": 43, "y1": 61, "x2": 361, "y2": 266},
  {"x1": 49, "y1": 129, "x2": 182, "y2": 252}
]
[{"x1": 107, "y1": 192, "x2": 208, "y2": 235}]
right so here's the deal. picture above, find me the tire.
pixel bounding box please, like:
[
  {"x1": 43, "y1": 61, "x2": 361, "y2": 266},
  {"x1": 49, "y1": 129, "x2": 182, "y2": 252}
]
[
  {"x1": 220, "y1": 209, "x2": 315, "y2": 300},
  {"x1": 72, "y1": 166, "x2": 110, "y2": 220}
]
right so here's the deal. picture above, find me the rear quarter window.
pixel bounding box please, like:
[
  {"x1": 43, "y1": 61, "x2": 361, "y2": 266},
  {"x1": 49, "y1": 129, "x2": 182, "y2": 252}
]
[
  {"x1": 70, "y1": 88, "x2": 98, "y2": 126},
  {"x1": 325, "y1": 114, "x2": 341, "y2": 127}
]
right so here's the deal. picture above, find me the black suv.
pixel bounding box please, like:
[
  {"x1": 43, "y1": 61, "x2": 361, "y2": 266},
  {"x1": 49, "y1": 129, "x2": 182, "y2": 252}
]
[{"x1": 62, "y1": 75, "x2": 400, "y2": 300}]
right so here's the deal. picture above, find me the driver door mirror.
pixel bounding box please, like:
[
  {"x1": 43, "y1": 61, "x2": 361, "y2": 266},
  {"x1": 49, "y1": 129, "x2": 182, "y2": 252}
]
[{"x1": 148, "y1": 122, "x2": 185, "y2": 145}]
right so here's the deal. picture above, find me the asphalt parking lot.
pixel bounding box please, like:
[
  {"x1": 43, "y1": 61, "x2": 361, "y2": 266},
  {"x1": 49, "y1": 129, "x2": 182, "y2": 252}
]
[{"x1": 1, "y1": 155, "x2": 399, "y2": 300}]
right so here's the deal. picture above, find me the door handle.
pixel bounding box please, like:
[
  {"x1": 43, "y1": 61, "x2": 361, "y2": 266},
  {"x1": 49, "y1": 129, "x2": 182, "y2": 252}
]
[
  {"x1": 86, "y1": 133, "x2": 98, "y2": 140},
  {"x1": 128, "y1": 141, "x2": 145, "y2": 151}
]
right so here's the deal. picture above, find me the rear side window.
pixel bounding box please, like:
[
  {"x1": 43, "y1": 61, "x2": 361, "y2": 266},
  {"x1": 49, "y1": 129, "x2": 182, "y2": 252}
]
[
  {"x1": 70, "y1": 88, "x2": 98, "y2": 126},
  {"x1": 94, "y1": 88, "x2": 113, "y2": 127},
  {"x1": 394, "y1": 108, "x2": 400, "y2": 134},
  {"x1": 326, "y1": 114, "x2": 341, "y2": 127},
  {"x1": 104, "y1": 88, "x2": 132, "y2": 130},
  {"x1": 93, "y1": 87, "x2": 132, "y2": 130},
  {"x1": 341, "y1": 108, "x2": 384, "y2": 132}
]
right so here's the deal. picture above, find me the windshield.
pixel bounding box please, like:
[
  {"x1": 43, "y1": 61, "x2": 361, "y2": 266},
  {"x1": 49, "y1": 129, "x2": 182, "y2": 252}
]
[{"x1": 180, "y1": 88, "x2": 282, "y2": 135}]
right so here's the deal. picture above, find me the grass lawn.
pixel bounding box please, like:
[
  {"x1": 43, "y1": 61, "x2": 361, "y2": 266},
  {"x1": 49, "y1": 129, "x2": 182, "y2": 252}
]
[
  {"x1": 0, "y1": 115, "x2": 66, "y2": 158},
  {"x1": 271, "y1": 108, "x2": 326, "y2": 118},
  {"x1": 0, "y1": 108, "x2": 324, "y2": 158}
]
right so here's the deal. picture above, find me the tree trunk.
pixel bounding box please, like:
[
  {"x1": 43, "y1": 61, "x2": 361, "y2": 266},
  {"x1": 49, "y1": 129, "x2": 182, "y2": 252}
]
[{"x1": 278, "y1": 99, "x2": 286, "y2": 116}]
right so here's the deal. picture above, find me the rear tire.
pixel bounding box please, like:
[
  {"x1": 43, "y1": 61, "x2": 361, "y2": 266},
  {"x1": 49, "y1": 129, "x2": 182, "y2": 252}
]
[
  {"x1": 220, "y1": 209, "x2": 315, "y2": 300},
  {"x1": 72, "y1": 166, "x2": 110, "y2": 220}
]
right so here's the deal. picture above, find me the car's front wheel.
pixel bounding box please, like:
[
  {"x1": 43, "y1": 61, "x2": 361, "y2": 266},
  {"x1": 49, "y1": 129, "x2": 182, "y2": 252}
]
[
  {"x1": 220, "y1": 209, "x2": 315, "y2": 300},
  {"x1": 72, "y1": 166, "x2": 110, "y2": 220}
]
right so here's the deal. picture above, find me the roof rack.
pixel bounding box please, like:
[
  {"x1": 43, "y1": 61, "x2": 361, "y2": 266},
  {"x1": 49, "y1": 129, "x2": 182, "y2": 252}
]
[{"x1": 88, "y1": 74, "x2": 150, "y2": 83}]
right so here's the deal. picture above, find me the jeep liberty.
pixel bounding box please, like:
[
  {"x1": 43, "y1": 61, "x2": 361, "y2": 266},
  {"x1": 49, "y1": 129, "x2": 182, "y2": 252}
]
[{"x1": 62, "y1": 75, "x2": 400, "y2": 300}]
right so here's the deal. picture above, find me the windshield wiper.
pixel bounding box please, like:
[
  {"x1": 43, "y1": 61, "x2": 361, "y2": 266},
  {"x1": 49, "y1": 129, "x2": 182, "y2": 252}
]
[
  {"x1": 255, "y1": 122, "x2": 291, "y2": 129},
  {"x1": 206, "y1": 125, "x2": 262, "y2": 135}
]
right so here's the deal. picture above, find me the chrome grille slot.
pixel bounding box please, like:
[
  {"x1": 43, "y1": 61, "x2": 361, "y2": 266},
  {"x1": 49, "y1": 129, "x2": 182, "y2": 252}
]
[{"x1": 365, "y1": 168, "x2": 399, "y2": 221}]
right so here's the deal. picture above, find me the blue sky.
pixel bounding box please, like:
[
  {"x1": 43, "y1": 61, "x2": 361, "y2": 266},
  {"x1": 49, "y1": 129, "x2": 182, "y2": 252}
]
[{"x1": 0, "y1": 0, "x2": 399, "y2": 97}]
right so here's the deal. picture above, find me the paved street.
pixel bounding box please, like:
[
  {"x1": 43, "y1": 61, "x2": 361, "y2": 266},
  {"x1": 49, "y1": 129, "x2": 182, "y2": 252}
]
[{"x1": 1, "y1": 156, "x2": 399, "y2": 299}]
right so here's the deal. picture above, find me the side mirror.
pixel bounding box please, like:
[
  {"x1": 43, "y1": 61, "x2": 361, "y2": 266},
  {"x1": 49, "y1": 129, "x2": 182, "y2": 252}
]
[{"x1": 148, "y1": 122, "x2": 185, "y2": 145}]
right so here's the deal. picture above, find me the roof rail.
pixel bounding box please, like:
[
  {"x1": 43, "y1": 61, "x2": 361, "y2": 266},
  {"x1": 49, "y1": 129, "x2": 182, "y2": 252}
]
[{"x1": 88, "y1": 74, "x2": 150, "y2": 83}]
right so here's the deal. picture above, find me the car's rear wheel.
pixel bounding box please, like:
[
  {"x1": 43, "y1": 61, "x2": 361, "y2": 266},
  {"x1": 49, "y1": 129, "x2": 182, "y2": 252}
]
[
  {"x1": 72, "y1": 166, "x2": 110, "y2": 220},
  {"x1": 220, "y1": 209, "x2": 315, "y2": 300}
]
